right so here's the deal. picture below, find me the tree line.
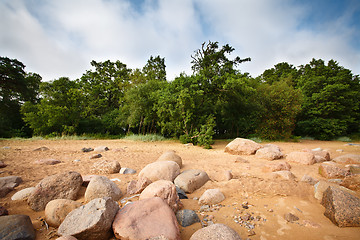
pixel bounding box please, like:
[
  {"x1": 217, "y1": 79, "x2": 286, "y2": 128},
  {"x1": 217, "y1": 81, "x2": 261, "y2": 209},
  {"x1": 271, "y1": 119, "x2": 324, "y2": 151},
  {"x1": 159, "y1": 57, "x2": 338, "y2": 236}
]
[{"x1": 1, "y1": 41, "x2": 359, "y2": 147}]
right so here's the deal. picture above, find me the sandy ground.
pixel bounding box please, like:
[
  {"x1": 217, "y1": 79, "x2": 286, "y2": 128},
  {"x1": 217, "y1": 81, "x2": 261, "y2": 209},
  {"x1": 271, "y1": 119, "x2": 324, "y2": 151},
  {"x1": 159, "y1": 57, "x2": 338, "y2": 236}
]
[{"x1": 0, "y1": 138, "x2": 360, "y2": 240}]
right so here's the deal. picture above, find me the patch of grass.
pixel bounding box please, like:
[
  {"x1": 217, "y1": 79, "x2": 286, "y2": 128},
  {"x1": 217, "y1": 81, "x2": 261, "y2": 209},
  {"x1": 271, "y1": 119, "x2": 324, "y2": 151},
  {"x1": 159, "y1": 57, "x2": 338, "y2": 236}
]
[
  {"x1": 336, "y1": 136, "x2": 352, "y2": 142},
  {"x1": 249, "y1": 137, "x2": 262, "y2": 143},
  {"x1": 123, "y1": 134, "x2": 167, "y2": 142},
  {"x1": 300, "y1": 136, "x2": 315, "y2": 140}
]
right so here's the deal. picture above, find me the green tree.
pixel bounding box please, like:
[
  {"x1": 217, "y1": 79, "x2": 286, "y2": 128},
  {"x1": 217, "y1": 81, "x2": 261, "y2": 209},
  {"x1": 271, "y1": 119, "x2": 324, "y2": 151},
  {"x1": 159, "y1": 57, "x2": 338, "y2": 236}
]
[
  {"x1": 295, "y1": 59, "x2": 360, "y2": 140},
  {"x1": 142, "y1": 55, "x2": 166, "y2": 82}
]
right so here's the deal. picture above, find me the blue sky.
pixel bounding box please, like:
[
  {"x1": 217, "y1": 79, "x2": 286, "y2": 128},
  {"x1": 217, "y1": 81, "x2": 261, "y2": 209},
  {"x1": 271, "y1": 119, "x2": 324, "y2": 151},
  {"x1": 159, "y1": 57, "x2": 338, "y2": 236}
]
[{"x1": 1, "y1": 0, "x2": 359, "y2": 81}]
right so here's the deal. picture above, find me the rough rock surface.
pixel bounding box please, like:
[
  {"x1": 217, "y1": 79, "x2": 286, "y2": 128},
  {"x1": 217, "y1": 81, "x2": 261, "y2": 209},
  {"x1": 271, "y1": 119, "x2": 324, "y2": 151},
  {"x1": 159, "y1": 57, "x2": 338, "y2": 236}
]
[
  {"x1": 0, "y1": 176, "x2": 23, "y2": 198},
  {"x1": 318, "y1": 162, "x2": 350, "y2": 179},
  {"x1": 112, "y1": 197, "x2": 180, "y2": 240},
  {"x1": 176, "y1": 209, "x2": 200, "y2": 227},
  {"x1": 312, "y1": 150, "x2": 331, "y2": 163},
  {"x1": 140, "y1": 180, "x2": 182, "y2": 212},
  {"x1": 190, "y1": 223, "x2": 241, "y2": 240},
  {"x1": 333, "y1": 154, "x2": 360, "y2": 164},
  {"x1": 262, "y1": 161, "x2": 291, "y2": 172},
  {"x1": 11, "y1": 187, "x2": 36, "y2": 201},
  {"x1": 321, "y1": 186, "x2": 360, "y2": 227},
  {"x1": 314, "y1": 181, "x2": 354, "y2": 201},
  {"x1": 58, "y1": 197, "x2": 119, "y2": 240},
  {"x1": 199, "y1": 189, "x2": 225, "y2": 205},
  {"x1": 85, "y1": 175, "x2": 122, "y2": 202},
  {"x1": 138, "y1": 161, "x2": 180, "y2": 182},
  {"x1": 90, "y1": 160, "x2": 121, "y2": 174},
  {"x1": 0, "y1": 215, "x2": 36, "y2": 240},
  {"x1": 287, "y1": 151, "x2": 316, "y2": 165},
  {"x1": 27, "y1": 171, "x2": 82, "y2": 211},
  {"x1": 127, "y1": 177, "x2": 152, "y2": 195},
  {"x1": 45, "y1": 199, "x2": 82, "y2": 227},
  {"x1": 157, "y1": 151, "x2": 183, "y2": 168},
  {"x1": 225, "y1": 138, "x2": 262, "y2": 155},
  {"x1": 174, "y1": 169, "x2": 209, "y2": 193},
  {"x1": 340, "y1": 175, "x2": 360, "y2": 191},
  {"x1": 255, "y1": 144, "x2": 283, "y2": 160},
  {"x1": 271, "y1": 170, "x2": 296, "y2": 180}
]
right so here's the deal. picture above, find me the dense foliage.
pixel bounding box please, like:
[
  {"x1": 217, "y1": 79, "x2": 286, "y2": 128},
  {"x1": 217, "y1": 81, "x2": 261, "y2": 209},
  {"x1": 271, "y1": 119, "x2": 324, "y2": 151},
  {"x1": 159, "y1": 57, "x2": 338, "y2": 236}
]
[{"x1": 1, "y1": 42, "x2": 359, "y2": 146}]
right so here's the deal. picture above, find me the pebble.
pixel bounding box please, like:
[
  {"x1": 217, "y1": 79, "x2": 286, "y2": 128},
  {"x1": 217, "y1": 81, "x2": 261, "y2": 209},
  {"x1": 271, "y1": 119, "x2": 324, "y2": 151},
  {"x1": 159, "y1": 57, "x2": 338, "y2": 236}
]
[
  {"x1": 73, "y1": 159, "x2": 80, "y2": 162},
  {"x1": 336, "y1": 149, "x2": 344, "y2": 153}
]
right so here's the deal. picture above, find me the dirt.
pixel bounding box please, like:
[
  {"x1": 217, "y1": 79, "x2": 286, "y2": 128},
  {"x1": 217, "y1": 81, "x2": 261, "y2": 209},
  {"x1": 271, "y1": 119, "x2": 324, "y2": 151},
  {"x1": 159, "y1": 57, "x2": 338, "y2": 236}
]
[{"x1": 0, "y1": 139, "x2": 359, "y2": 240}]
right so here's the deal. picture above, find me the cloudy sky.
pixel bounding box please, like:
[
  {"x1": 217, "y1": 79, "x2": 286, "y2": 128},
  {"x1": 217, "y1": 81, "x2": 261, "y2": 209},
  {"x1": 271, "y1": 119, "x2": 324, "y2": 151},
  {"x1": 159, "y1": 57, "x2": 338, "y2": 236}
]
[{"x1": 1, "y1": 0, "x2": 359, "y2": 81}]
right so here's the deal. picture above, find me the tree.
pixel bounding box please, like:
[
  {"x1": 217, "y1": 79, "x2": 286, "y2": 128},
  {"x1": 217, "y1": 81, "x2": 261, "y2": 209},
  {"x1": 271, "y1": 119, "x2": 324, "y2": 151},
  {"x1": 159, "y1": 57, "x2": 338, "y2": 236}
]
[
  {"x1": 142, "y1": 55, "x2": 166, "y2": 82},
  {"x1": 295, "y1": 59, "x2": 360, "y2": 140}
]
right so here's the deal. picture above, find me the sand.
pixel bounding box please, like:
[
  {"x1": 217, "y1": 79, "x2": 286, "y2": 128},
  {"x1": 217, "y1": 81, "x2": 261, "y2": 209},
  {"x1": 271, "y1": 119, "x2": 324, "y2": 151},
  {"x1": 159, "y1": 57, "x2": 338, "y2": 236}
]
[{"x1": 0, "y1": 139, "x2": 359, "y2": 240}]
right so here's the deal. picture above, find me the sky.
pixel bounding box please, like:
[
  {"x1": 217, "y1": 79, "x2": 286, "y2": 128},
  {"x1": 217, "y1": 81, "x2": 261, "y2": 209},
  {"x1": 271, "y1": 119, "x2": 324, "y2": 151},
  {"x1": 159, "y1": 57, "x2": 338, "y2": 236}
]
[{"x1": 1, "y1": 0, "x2": 359, "y2": 81}]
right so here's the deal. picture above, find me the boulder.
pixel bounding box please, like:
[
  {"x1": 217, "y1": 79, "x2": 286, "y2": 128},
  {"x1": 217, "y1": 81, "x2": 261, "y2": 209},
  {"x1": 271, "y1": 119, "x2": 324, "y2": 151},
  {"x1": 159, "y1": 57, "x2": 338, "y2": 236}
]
[
  {"x1": 56, "y1": 236, "x2": 78, "y2": 240},
  {"x1": 312, "y1": 150, "x2": 331, "y2": 163},
  {"x1": 0, "y1": 176, "x2": 22, "y2": 198},
  {"x1": 190, "y1": 223, "x2": 241, "y2": 240},
  {"x1": 34, "y1": 159, "x2": 61, "y2": 165},
  {"x1": 157, "y1": 151, "x2": 183, "y2": 168},
  {"x1": 112, "y1": 197, "x2": 180, "y2": 240},
  {"x1": 140, "y1": 180, "x2": 182, "y2": 212},
  {"x1": 271, "y1": 170, "x2": 296, "y2": 180},
  {"x1": 225, "y1": 138, "x2": 262, "y2": 155},
  {"x1": 11, "y1": 187, "x2": 36, "y2": 201},
  {"x1": 321, "y1": 186, "x2": 360, "y2": 227},
  {"x1": 333, "y1": 154, "x2": 360, "y2": 164},
  {"x1": 27, "y1": 171, "x2": 82, "y2": 211},
  {"x1": 45, "y1": 199, "x2": 82, "y2": 227},
  {"x1": 262, "y1": 161, "x2": 291, "y2": 172},
  {"x1": 314, "y1": 180, "x2": 354, "y2": 201},
  {"x1": 138, "y1": 161, "x2": 180, "y2": 182},
  {"x1": 318, "y1": 162, "x2": 350, "y2": 179},
  {"x1": 85, "y1": 175, "x2": 122, "y2": 202},
  {"x1": 340, "y1": 175, "x2": 360, "y2": 191},
  {"x1": 94, "y1": 146, "x2": 109, "y2": 152},
  {"x1": 0, "y1": 215, "x2": 36, "y2": 240},
  {"x1": 90, "y1": 160, "x2": 121, "y2": 174},
  {"x1": 199, "y1": 189, "x2": 225, "y2": 205},
  {"x1": 176, "y1": 209, "x2": 200, "y2": 227},
  {"x1": 255, "y1": 144, "x2": 283, "y2": 160},
  {"x1": 58, "y1": 197, "x2": 119, "y2": 240},
  {"x1": 287, "y1": 151, "x2": 316, "y2": 165},
  {"x1": 174, "y1": 169, "x2": 209, "y2": 193},
  {"x1": 127, "y1": 177, "x2": 152, "y2": 195}
]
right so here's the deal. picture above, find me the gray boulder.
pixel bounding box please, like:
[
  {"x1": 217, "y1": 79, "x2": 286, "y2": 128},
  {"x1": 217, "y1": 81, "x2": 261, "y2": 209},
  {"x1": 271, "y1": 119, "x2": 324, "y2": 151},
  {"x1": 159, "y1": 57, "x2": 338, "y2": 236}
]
[
  {"x1": 27, "y1": 171, "x2": 82, "y2": 211},
  {"x1": 199, "y1": 189, "x2": 225, "y2": 205},
  {"x1": 157, "y1": 151, "x2": 183, "y2": 168},
  {"x1": 318, "y1": 162, "x2": 350, "y2": 179},
  {"x1": 0, "y1": 215, "x2": 36, "y2": 240},
  {"x1": 58, "y1": 197, "x2": 119, "y2": 240},
  {"x1": 84, "y1": 175, "x2": 122, "y2": 202},
  {"x1": 174, "y1": 169, "x2": 209, "y2": 193},
  {"x1": 225, "y1": 138, "x2": 262, "y2": 155},
  {"x1": 190, "y1": 223, "x2": 241, "y2": 240},
  {"x1": 0, "y1": 176, "x2": 22, "y2": 198},
  {"x1": 138, "y1": 161, "x2": 180, "y2": 182},
  {"x1": 255, "y1": 144, "x2": 283, "y2": 160}
]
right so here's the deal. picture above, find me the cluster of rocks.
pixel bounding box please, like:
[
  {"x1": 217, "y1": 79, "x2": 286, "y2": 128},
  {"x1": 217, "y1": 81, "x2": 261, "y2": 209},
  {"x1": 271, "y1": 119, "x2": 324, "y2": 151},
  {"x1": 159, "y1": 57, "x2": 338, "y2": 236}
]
[{"x1": 225, "y1": 138, "x2": 360, "y2": 228}]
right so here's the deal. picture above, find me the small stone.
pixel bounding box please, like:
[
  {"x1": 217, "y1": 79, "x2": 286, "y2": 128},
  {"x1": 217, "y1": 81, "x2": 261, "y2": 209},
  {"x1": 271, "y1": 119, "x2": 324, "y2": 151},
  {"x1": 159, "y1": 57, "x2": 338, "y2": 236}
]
[
  {"x1": 94, "y1": 146, "x2": 109, "y2": 152},
  {"x1": 119, "y1": 168, "x2": 136, "y2": 174},
  {"x1": 234, "y1": 157, "x2": 249, "y2": 163},
  {"x1": 176, "y1": 209, "x2": 200, "y2": 227},
  {"x1": 90, "y1": 154, "x2": 102, "y2": 159},
  {"x1": 81, "y1": 147, "x2": 93, "y2": 152},
  {"x1": 284, "y1": 213, "x2": 299, "y2": 222},
  {"x1": 33, "y1": 146, "x2": 49, "y2": 151},
  {"x1": 176, "y1": 186, "x2": 188, "y2": 199},
  {"x1": 199, "y1": 189, "x2": 225, "y2": 205},
  {"x1": 248, "y1": 230, "x2": 256, "y2": 236},
  {"x1": 34, "y1": 159, "x2": 61, "y2": 165},
  {"x1": 73, "y1": 159, "x2": 80, "y2": 162}
]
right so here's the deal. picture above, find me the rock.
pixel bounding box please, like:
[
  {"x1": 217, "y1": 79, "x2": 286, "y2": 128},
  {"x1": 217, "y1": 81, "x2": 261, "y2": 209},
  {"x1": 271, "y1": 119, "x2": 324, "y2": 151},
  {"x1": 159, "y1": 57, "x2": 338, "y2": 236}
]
[
  {"x1": 348, "y1": 164, "x2": 360, "y2": 174},
  {"x1": 94, "y1": 146, "x2": 109, "y2": 152},
  {"x1": 255, "y1": 144, "x2": 283, "y2": 160},
  {"x1": 312, "y1": 150, "x2": 330, "y2": 163},
  {"x1": 90, "y1": 154, "x2": 102, "y2": 159},
  {"x1": 190, "y1": 223, "x2": 241, "y2": 240},
  {"x1": 318, "y1": 162, "x2": 350, "y2": 179},
  {"x1": 340, "y1": 175, "x2": 360, "y2": 191},
  {"x1": 287, "y1": 151, "x2": 316, "y2": 165},
  {"x1": 140, "y1": 180, "x2": 182, "y2": 212},
  {"x1": 157, "y1": 151, "x2": 183, "y2": 168},
  {"x1": 211, "y1": 170, "x2": 233, "y2": 182},
  {"x1": 45, "y1": 199, "x2": 82, "y2": 227},
  {"x1": 120, "y1": 167, "x2": 136, "y2": 174},
  {"x1": 174, "y1": 169, "x2": 209, "y2": 193},
  {"x1": 138, "y1": 161, "x2": 180, "y2": 182},
  {"x1": 11, "y1": 187, "x2": 36, "y2": 201},
  {"x1": 0, "y1": 176, "x2": 22, "y2": 198},
  {"x1": 314, "y1": 180, "x2": 354, "y2": 201},
  {"x1": 58, "y1": 197, "x2": 119, "y2": 240},
  {"x1": 176, "y1": 209, "x2": 200, "y2": 227},
  {"x1": 225, "y1": 138, "x2": 262, "y2": 155},
  {"x1": 284, "y1": 213, "x2": 299, "y2": 222},
  {"x1": 234, "y1": 157, "x2": 249, "y2": 163},
  {"x1": 33, "y1": 146, "x2": 49, "y2": 151},
  {"x1": 81, "y1": 147, "x2": 93, "y2": 152},
  {"x1": 175, "y1": 186, "x2": 188, "y2": 199},
  {"x1": 262, "y1": 161, "x2": 291, "y2": 172},
  {"x1": 90, "y1": 160, "x2": 121, "y2": 174},
  {"x1": 321, "y1": 186, "x2": 360, "y2": 227},
  {"x1": 0, "y1": 161, "x2": 6, "y2": 168},
  {"x1": 271, "y1": 170, "x2": 296, "y2": 180},
  {"x1": 127, "y1": 177, "x2": 152, "y2": 195},
  {"x1": 199, "y1": 189, "x2": 225, "y2": 205},
  {"x1": 333, "y1": 154, "x2": 360, "y2": 164},
  {"x1": 34, "y1": 158, "x2": 61, "y2": 165},
  {"x1": 85, "y1": 175, "x2": 122, "y2": 202},
  {"x1": 336, "y1": 149, "x2": 344, "y2": 153},
  {"x1": 300, "y1": 175, "x2": 318, "y2": 185},
  {"x1": 0, "y1": 206, "x2": 8, "y2": 216},
  {"x1": 81, "y1": 175, "x2": 98, "y2": 187},
  {"x1": 27, "y1": 171, "x2": 82, "y2": 211},
  {"x1": 0, "y1": 215, "x2": 36, "y2": 240},
  {"x1": 56, "y1": 236, "x2": 78, "y2": 240},
  {"x1": 112, "y1": 197, "x2": 180, "y2": 240}
]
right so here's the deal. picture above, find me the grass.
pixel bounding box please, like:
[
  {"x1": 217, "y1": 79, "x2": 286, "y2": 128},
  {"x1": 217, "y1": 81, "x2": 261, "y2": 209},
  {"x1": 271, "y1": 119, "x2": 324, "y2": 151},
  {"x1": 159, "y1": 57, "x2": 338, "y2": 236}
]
[{"x1": 123, "y1": 134, "x2": 167, "y2": 142}]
